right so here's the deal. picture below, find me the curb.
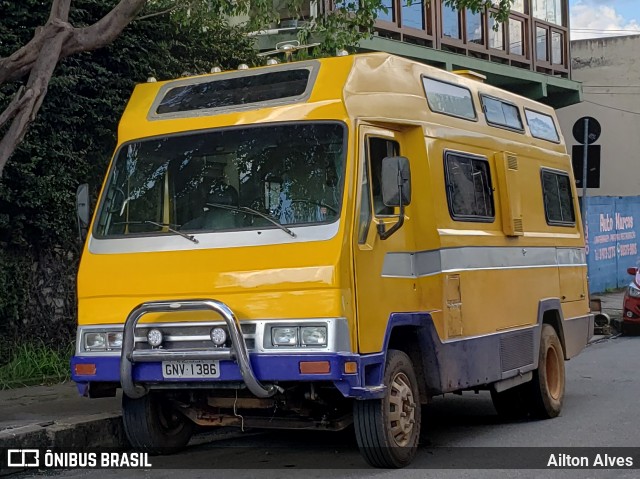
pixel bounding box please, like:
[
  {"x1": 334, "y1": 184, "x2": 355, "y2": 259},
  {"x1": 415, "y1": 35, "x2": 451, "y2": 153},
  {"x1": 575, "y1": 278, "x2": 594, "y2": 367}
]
[{"x1": 0, "y1": 413, "x2": 127, "y2": 449}]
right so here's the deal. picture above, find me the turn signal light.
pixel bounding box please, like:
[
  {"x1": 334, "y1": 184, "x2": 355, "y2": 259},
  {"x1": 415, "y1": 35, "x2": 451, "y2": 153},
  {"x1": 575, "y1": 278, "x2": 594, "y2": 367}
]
[
  {"x1": 74, "y1": 363, "x2": 97, "y2": 376},
  {"x1": 344, "y1": 361, "x2": 358, "y2": 374},
  {"x1": 299, "y1": 361, "x2": 330, "y2": 374}
]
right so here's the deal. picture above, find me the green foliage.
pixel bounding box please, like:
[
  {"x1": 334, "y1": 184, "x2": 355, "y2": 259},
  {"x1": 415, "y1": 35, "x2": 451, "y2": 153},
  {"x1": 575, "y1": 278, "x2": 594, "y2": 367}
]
[
  {"x1": 443, "y1": 0, "x2": 514, "y2": 25},
  {"x1": 0, "y1": 342, "x2": 74, "y2": 389},
  {"x1": 0, "y1": 0, "x2": 257, "y2": 361}
]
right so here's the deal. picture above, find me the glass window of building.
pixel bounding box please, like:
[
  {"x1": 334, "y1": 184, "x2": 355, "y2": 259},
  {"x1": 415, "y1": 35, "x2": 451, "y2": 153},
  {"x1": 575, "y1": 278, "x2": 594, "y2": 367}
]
[
  {"x1": 402, "y1": 0, "x2": 425, "y2": 30},
  {"x1": 533, "y1": 0, "x2": 563, "y2": 25},
  {"x1": 512, "y1": 0, "x2": 526, "y2": 13},
  {"x1": 488, "y1": 17, "x2": 504, "y2": 50},
  {"x1": 509, "y1": 18, "x2": 524, "y2": 55},
  {"x1": 552, "y1": 31, "x2": 563, "y2": 64},
  {"x1": 536, "y1": 27, "x2": 548, "y2": 61},
  {"x1": 378, "y1": 0, "x2": 394, "y2": 23},
  {"x1": 443, "y1": 5, "x2": 461, "y2": 39},
  {"x1": 492, "y1": 0, "x2": 524, "y2": 13},
  {"x1": 466, "y1": 9, "x2": 484, "y2": 44}
]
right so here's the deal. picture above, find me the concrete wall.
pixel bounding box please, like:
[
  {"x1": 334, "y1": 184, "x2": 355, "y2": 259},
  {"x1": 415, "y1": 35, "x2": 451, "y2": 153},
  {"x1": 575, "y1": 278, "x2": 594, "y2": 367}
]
[{"x1": 557, "y1": 35, "x2": 640, "y2": 197}]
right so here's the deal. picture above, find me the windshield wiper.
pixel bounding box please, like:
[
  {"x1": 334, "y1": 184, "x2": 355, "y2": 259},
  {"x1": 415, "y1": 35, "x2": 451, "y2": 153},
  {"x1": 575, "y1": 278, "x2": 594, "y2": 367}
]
[
  {"x1": 206, "y1": 203, "x2": 296, "y2": 238},
  {"x1": 143, "y1": 220, "x2": 199, "y2": 244}
]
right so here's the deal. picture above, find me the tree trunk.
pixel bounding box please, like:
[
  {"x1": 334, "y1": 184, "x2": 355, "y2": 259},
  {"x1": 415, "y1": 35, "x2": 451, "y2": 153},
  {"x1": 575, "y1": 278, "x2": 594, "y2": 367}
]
[{"x1": 0, "y1": 0, "x2": 148, "y2": 178}]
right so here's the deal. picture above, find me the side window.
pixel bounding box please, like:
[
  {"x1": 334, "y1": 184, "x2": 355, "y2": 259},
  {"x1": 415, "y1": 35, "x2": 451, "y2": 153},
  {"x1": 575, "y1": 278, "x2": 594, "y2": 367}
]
[
  {"x1": 481, "y1": 95, "x2": 524, "y2": 131},
  {"x1": 368, "y1": 138, "x2": 400, "y2": 216},
  {"x1": 422, "y1": 77, "x2": 477, "y2": 121},
  {"x1": 541, "y1": 170, "x2": 575, "y2": 226},
  {"x1": 525, "y1": 109, "x2": 560, "y2": 142},
  {"x1": 444, "y1": 152, "x2": 495, "y2": 222}
]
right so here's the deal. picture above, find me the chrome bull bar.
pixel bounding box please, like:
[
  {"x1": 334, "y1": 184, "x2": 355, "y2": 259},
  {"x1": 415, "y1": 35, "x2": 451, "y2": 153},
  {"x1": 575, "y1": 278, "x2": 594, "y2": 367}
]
[{"x1": 120, "y1": 299, "x2": 278, "y2": 399}]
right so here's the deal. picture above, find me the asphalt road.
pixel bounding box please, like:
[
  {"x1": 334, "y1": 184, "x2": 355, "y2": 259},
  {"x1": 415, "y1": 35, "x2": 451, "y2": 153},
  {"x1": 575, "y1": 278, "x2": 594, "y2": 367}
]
[{"x1": 26, "y1": 335, "x2": 640, "y2": 478}]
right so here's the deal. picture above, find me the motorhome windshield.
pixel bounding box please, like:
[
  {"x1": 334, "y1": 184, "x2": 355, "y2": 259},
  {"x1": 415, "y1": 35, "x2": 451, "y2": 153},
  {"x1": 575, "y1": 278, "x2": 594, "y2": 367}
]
[{"x1": 95, "y1": 122, "x2": 346, "y2": 238}]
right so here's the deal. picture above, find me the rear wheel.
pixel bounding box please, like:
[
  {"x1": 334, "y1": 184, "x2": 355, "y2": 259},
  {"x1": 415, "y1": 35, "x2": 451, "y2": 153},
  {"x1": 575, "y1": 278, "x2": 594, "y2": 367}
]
[
  {"x1": 122, "y1": 392, "x2": 195, "y2": 454},
  {"x1": 354, "y1": 350, "x2": 421, "y2": 468},
  {"x1": 530, "y1": 324, "x2": 565, "y2": 419}
]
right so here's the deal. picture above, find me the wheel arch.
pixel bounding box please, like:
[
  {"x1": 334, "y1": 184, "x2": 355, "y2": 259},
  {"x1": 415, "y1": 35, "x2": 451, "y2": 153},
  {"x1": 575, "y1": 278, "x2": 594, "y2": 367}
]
[{"x1": 537, "y1": 299, "x2": 567, "y2": 359}]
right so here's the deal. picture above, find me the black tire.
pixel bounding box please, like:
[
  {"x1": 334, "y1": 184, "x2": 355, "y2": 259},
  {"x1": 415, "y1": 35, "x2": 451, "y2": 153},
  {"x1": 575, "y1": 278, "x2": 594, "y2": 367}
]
[
  {"x1": 353, "y1": 350, "x2": 421, "y2": 468},
  {"x1": 530, "y1": 324, "x2": 565, "y2": 419},
  {"x1": 490, "y1": 382, "x2": 531, "y2": 421},
  {"x1": 122, "y1": 392, "x2": 195, "y2": 454}
]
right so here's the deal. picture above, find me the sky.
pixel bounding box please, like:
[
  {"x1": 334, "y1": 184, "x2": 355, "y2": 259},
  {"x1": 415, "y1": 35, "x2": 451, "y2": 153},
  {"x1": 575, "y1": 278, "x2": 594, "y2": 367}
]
[{"x1": 570, "y1": 0, "x2": 640, "y2": 39}]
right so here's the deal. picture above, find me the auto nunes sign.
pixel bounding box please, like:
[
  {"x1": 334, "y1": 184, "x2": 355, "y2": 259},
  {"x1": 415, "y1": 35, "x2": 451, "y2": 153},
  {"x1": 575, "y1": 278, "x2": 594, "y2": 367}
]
[{"x1": 5, "y1": 449, "x2": 152, "y2": 469}]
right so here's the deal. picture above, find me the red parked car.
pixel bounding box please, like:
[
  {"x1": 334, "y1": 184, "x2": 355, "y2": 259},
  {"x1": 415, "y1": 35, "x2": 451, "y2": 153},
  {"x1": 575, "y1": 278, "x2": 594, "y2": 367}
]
[{"x1": 623, "y1": 267, "x2": 640, "y2": 333}]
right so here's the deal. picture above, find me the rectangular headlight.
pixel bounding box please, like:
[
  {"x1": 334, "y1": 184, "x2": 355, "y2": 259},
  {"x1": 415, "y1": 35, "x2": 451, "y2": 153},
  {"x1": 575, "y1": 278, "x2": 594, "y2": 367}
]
[
  {"x1": 629, "y1": 286, "x2": 640, "y2": 298},
  {"x1": 84, "y1": 332, "x2": 106, "y2": 350},
  {"x1": 107, "y1": 332, "x2": 123, "y2": 349},
  {"x1": 301, "y1": 326, "x2": 327, "y2": 346},
  {"x1": 272, "y1": 327, "x2": 298, "y2": 346}
]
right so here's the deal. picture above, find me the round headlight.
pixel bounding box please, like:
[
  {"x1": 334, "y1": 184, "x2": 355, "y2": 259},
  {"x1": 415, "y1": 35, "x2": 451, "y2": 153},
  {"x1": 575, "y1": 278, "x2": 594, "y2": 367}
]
[
  {"x1": 147, "y1": 328, "x2": 164, "y2": 347},
  {"x1": 210, "y1": 327, "x2": 227, "y2": 346}
]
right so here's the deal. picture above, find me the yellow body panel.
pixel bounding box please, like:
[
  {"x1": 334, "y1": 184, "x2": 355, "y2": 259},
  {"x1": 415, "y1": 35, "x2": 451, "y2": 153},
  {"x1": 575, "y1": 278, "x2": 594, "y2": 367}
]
[{"x1": 79, "y1": 52, "x2": 589, "y2": 361}]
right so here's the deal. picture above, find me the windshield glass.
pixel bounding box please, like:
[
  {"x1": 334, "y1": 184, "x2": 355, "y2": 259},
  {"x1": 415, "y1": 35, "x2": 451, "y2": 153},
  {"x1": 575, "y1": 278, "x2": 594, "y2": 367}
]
[{"x1": 95, "y1": 122, "x2": 346, "y2": 237}]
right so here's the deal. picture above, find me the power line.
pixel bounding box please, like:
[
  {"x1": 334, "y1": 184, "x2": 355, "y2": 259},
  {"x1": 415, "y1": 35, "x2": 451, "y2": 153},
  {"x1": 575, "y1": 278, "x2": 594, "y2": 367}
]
[{"x1": 584, "y1": 100, "x2": 640, "y2": 116}]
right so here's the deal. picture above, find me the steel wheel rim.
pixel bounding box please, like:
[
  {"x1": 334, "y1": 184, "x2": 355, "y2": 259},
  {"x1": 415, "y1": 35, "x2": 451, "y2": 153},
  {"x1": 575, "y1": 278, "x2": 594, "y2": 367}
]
[
  {"x1": 545, "y1": 344, "x2": 561, "y2": 400},
  {"x1": 388, "y1": 371, "x2": 416, "y2": 447}
]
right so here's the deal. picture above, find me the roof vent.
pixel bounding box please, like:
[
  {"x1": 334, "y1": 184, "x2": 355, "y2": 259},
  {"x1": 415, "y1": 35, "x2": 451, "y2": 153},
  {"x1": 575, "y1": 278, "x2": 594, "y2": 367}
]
[{"x1": 452, "y1": 70, "x2": 486, "y2": 82}]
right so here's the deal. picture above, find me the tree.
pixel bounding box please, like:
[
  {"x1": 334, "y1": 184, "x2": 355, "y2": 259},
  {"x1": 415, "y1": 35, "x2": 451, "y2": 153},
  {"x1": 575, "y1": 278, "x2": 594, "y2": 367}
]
[
  {"x1": 0, "y1": 0, "x2": 259, "y2": 361},
  {"x1": 0, "y1": 0, "x2": 512, "y2": 178}
]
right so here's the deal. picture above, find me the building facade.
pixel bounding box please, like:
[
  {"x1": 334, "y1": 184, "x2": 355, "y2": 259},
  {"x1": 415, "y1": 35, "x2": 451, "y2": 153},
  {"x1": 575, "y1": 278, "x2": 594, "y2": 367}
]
[
  {"x1": 557, "y1": 35, "x2": 640, "y2": 293},
  {"x1": 255, "y1": 0, "x2": 580, "y2": 108}
]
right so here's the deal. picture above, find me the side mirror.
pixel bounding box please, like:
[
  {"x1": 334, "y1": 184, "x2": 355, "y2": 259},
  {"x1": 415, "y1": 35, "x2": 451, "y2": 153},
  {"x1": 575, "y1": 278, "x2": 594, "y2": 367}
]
[
  {"x1": 378, "y1": 156, "x2": 411, "y2": 240},
  {"x1": 381, "y1": 156, "x2": 411, "y2": 207},
  {"x1": 76, "y1": 183, "x2": 90, "y2": 241},
  {"x1": 628, "y1": 267, "x2": 638, "y2": 276}
]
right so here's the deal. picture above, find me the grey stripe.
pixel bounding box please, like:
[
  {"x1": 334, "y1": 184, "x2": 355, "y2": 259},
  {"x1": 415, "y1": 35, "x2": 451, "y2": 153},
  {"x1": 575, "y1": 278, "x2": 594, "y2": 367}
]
[
  {"x1": 88, "y1": 222, "x2": 340, "y2": 255},
  {"x1": 382, "y1": 246, "x2": 586, "y2": 278}
]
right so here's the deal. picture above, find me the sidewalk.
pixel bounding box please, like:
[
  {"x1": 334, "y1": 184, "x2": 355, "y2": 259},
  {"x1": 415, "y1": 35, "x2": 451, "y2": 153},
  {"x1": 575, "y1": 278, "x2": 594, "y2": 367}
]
[
  {"x1": 591, "y1": 289, "x2": 625, "y2": 333},
  {"x1": 0, "y1": 382, "x2": 124, "y2": 448},
  {"x1": 0, "y1": 289, "x2": 627, "y2": 450}
]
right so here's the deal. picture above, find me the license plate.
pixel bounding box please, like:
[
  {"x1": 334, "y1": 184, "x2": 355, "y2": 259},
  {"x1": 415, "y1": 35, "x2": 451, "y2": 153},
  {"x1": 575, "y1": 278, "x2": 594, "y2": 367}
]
[{"x1": 162, "y1": 360, "x2": 220, "y2": 379}]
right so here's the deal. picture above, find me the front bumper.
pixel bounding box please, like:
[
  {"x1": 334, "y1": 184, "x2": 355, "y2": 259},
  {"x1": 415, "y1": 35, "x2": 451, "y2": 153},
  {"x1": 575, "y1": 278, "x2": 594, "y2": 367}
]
[
  {"x1": 73, "y1": 298, "x2": 386, "y2": 400},
  {"x1": 71, "y1": 352, "x2": 385, "y2": 400}
]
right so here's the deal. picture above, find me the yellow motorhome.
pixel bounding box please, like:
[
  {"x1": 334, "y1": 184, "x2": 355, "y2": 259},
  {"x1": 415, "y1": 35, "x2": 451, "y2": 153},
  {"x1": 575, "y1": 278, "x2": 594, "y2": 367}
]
[{"x1": 72, "y1": 52, "x2": 593, "y2": 468}]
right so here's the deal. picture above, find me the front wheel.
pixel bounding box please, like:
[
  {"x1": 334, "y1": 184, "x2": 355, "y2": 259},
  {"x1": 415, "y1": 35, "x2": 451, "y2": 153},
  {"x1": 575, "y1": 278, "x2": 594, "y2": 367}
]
[
  {"x1": 122, "y1": 392, "x2": 195, "y2": 454},
  {"x1": 353, "y1": 350, "x2": 421, "y2": 468},
  {"x1": 530, "y1": 324, "x2": 565, "y2": 419}
]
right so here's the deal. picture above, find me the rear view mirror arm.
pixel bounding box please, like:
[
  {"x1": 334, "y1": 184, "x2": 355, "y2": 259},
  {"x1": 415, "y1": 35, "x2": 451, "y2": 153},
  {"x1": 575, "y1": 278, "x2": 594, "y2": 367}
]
[{"x1": 377, "y1": 188, "x2": 405, "y2": 241}]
